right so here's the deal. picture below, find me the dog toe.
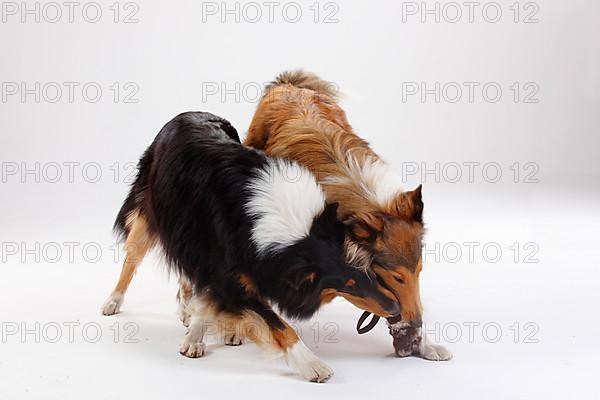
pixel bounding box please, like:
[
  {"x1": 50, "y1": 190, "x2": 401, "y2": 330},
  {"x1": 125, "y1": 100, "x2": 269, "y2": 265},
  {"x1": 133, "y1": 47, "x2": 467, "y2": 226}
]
[
  {"x1": 179, "y1": 341, "x2": 206, "y2": 358},
  {"x1": 101, "y1": 293, "x2": 123, "y2": 316},
  {"x1": 419, "y1": 343, "x2": 452, "y2": 361},
  {"x1": 223, "y1": 333, "x2": 243, "y2": 346}
]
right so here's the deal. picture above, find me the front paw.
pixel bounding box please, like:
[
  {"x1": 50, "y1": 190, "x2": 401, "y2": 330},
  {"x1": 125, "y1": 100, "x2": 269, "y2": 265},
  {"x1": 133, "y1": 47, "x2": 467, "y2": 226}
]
[
  {"x1": 418, "y1": 342, "x2": 452, "y2": 361},
  {"x1": 101, "y1": 292, "x2": 123, "y2": 316},
  {"x1": 299, "y1": 358, "x2": 334, "y2": 383},
  {"x1": 286, "y1": 342, "x2": 333, "y2": 383},
  {"x1": 179, "y1": 340, "x2": 206, "y2": 358}
]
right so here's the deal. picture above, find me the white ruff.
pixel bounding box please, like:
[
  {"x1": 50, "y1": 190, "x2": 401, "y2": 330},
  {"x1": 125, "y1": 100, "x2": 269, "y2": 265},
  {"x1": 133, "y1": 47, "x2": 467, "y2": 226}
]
[
  {"x1": 325, "y1": 155, "x2": 403, "y2": 207},
  {"x1": 246, "y1": 159, "x2": 325, "y2": 255}
]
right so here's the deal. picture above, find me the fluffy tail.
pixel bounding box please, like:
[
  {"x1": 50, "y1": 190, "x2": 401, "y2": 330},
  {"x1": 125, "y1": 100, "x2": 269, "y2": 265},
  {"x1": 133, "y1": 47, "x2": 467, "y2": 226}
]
[
  {"x1": 266, "y1": 70, "x2": 339, "y2": 100},
  {"x1": 113, "y1": 145, "x2": 153, "y2": 240}
]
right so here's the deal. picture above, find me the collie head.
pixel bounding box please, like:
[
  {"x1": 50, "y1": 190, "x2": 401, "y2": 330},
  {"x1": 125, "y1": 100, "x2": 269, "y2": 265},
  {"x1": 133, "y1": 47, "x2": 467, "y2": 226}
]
[
  {"x1": 344, "y1": 185, "x2": 425, "y2": 328},
  {"x1": 321, "y1": 156, "x2": 426, "y2": 326},
  {"x1": 245, "y1": 159, "x2": 400, "y2": 320}
]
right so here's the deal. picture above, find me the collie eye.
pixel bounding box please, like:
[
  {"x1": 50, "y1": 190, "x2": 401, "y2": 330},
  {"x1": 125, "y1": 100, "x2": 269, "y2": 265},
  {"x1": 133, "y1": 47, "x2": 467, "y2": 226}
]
[{"x1": 394, "y1": 276, "x2": 405, "y2": 284}]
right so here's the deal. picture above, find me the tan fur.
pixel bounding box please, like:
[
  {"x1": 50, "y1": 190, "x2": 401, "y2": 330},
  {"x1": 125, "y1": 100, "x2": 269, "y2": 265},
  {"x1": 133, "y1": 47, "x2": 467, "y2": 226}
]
[
  {"x1": 177, "y1": 276, "x2": 193, "y2": 309},
  {"x1": 246, "y1": 84, "x2": 379, "y2": 216},
  {"x1": 200, "y1": 297, "x2": 300, "y2": 351},
  {"x1": 112, "y1": 211, "x2": 155, "y2": 295},
  {"x1": 238, "y1": 273, "x2": 258, "y2": 296},
  {"x1": 177, "y1": 277, "x2": 193, "y2": 303},
  {"x1": 373, "y1": 263, "x2": 423, "y2": 322},
  {"x1": 245, "y1": 71, "x2": 425, "y2": 321},
  {"x1": 320, "y1": 288, "x2": 397, "y2": 318},
  {"x1": 267, "y1": 70, "x2": 340, "y2": 100}
]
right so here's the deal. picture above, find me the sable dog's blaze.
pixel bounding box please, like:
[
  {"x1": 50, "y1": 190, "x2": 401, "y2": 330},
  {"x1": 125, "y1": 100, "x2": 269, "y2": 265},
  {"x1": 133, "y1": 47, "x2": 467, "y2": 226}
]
[{"x1": 245, "y1": 71, "x2": 451, "y2": 360}]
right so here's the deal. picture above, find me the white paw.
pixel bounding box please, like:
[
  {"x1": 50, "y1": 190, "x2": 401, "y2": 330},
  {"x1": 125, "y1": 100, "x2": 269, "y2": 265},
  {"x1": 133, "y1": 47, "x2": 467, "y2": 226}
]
[
  {"x1": 286, "y1": 341, "x2": 333, "y2": 383},
  {"x1": 419, "y1": 342, "x2": 453, "y2": 361},
  {"x1": 101, "y1": 293, "x2": 123, "y2": 316},
  {"x1": 179, "y1": 340, "x2": 206, "y2": 358},
  {"x1": 299, "y1": 358, "x2": 334, "y2": 383},
  {"x1": 223, "y1": 333, "x2": 243, "y2": 346}
]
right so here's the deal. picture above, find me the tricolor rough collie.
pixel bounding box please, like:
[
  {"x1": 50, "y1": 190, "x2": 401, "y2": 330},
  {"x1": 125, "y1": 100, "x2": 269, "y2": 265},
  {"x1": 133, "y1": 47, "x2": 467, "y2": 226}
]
[{"x1": 101, "y1": 111, "x2": 400, "y2": 382}]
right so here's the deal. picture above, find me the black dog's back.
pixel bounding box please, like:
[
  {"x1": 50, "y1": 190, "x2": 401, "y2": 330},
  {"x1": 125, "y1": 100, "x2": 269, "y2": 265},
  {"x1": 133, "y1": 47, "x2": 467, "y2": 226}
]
[
  {"x1": 147, "y1": 113, "x2": 269, "y2": 277},
  {"x1": 160, "y1": 111, "x2": 241, "y2": 144},
  {"x1": 114, "y1": 112, "x2": 245, "y2": 238}
]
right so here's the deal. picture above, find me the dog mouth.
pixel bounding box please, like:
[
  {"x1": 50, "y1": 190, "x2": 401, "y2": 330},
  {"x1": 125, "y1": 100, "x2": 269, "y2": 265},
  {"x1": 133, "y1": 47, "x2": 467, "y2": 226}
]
[{"x1": 388, "y1": 320, "x2": 422, "y2": 357}]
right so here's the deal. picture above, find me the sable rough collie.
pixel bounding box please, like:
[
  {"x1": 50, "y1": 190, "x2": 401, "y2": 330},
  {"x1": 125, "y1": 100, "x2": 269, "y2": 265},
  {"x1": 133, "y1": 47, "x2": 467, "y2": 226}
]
[
  {"x1": 245, "y1": 71, "x2": 452, "y2": 360},
  {"x1": 101, "y1": 111, "x2": 400, "y2": 382}
]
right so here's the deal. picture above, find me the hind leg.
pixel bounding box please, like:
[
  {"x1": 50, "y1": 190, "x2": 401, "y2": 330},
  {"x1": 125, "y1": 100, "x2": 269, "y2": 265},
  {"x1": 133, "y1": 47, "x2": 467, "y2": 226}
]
[
  {"x1": 179, "y1": 294, "x2": 211, "y2": 358},
  {"x1": 178, "y1": 294, "x2": 243, "y2": 356},
  {"x1": 177, "y1": 276, "x2": 193, "y2": 327},
  {"x1": 101, "y1": 212, "x2": 153, "y2": 315}
]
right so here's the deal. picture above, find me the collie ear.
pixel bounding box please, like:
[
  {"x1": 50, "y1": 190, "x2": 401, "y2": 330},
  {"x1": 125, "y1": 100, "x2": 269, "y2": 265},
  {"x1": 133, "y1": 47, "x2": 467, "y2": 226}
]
[
  {"x1": 312, "y1": 202, "x2": 344, "y2": 242},
  {"x1": 344, "y1": 212, "x2": 385, "y2": 243},
  {"x1": 386, "y1": 185, "x2": 423, "y2": 223},
  {"x1": 315, "y1": 202, "x2": 340, "y2": 228},
  {"x1": 322, "y1": 202, "x2": 340, "y2": 220},
  {"x1": 288, "y1": 271, "x2": 319, "y2": 291}
]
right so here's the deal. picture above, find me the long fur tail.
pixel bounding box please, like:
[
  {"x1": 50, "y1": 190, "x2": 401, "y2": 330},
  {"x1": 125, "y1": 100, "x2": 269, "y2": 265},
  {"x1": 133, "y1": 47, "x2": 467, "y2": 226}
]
[
  {"x1": 266, "y1": 70, "x2": 339, "y2": 100},
  {"x1": 113, "y1": 145, "x2": 154, "y2": 240}
]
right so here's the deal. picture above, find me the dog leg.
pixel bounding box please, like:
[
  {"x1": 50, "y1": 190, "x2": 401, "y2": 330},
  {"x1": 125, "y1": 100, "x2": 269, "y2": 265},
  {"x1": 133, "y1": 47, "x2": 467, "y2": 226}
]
[
  {"x1": 101, "y1": 213, "x2": 152, "y2": 316},
  {"x1": 179, "y1": 295, "x2": 209, "y2": 358},
  {"x1": 176, "y1": 276, "x2": 193, "y2": 327},
  {"x1": 234, "y1": 302, "x2": 333, "y2": 382},
  {"x1": 221, "y1": 316, "x2": 244, "y2": 346},
  {"x1": 417, "y1": 332, "x2": 453, "y2": 361},
  {"x1": 284, "y1": 339, "x2": 334, "y2": 383}
]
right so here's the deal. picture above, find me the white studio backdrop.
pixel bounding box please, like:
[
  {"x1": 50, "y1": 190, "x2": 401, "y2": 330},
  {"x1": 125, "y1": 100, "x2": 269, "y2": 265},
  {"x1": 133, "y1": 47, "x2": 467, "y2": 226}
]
[{"x1": 1, "y1": 1, "x2": 599, "y2": 399}]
